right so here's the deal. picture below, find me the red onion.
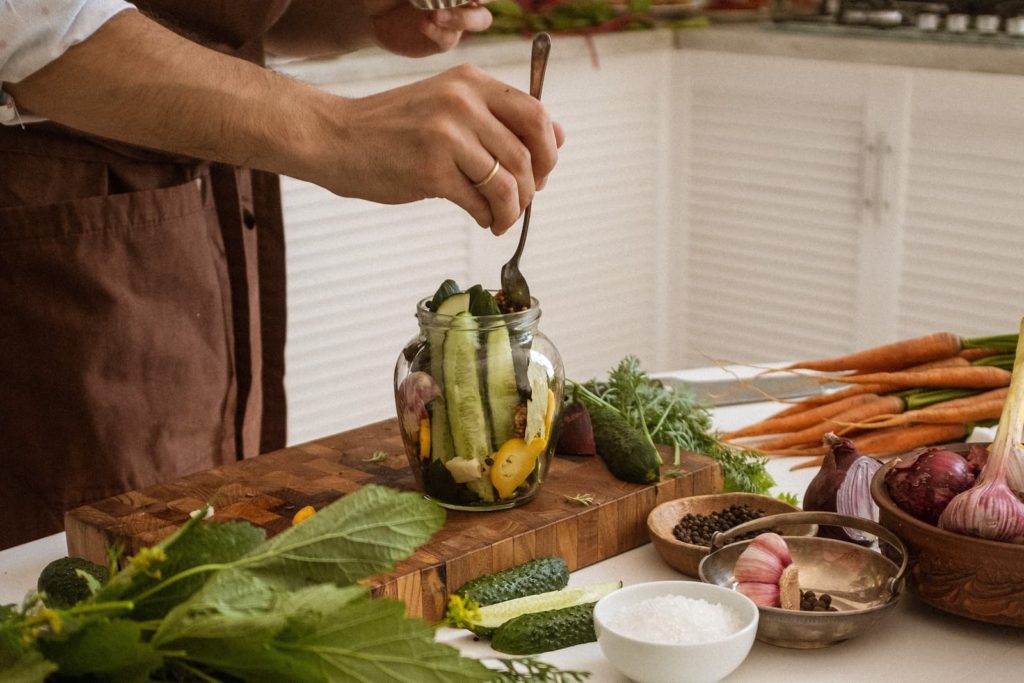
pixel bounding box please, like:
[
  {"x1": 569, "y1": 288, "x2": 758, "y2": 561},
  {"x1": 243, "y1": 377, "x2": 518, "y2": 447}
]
[
  {"x1": 804, "y1": 433, "x2": 880, "y2": 542},
  {"x1": 836, "y1": 454, "x2": 882, "y2": 542},
  {"x1": 884, "y1": 446, "x2": 977, "y2": 525},
  {"x1": 939, "y1": 323, "x2": 1024, "y2": 544}
]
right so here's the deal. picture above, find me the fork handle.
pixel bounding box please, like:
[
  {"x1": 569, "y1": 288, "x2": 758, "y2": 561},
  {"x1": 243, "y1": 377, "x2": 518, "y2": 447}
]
[
  {"x1": 529, "y1": 33, "x2": 551, "y2": 100},
  {"x1": 512, "y1": 34, "x2": 550, "y2": 261}
]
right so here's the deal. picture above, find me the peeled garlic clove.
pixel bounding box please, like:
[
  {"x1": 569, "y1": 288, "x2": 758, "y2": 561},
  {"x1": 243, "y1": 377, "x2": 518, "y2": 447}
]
[
  {"x1": 736, "y1": 581, "x2": 780, "y2": 608},
  {"x1": 779, "y1": 564, "x2": 801, "y2": 610},
  {"x1": 751, "y1": 532, "x2": 793, "y2": 567},
  {"x1": 733, "y1": 541, "x2": 785, "y2": 584}
]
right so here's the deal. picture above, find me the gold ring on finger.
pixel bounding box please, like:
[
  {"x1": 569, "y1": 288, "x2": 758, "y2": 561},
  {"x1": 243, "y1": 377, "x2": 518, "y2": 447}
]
[{"x1": 473, "y1": 159, "x2": 501, "y2": 189}]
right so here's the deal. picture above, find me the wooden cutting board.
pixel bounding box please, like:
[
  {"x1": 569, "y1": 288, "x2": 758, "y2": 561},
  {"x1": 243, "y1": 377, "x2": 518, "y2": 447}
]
[{"x1": 65, "y1": 418, "x2": 721, "y2": 622}]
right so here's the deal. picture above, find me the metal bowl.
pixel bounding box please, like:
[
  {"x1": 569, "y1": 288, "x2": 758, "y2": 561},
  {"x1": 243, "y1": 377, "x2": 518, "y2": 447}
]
[{"x1": 698, "y1": 512, "x2": 907, "y2": 649}]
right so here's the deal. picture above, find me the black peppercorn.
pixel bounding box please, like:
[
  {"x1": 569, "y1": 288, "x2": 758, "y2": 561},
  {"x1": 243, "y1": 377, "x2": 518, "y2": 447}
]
[{"x1": 671, "y1": 504, "x2": 767, "y2": 546}]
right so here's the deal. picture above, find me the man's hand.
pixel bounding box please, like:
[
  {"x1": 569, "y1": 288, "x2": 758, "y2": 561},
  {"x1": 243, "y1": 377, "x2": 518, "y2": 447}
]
[
  {"x1": 304, "y1": 64, "x2": 565, "y2": 235},
  {"x1": 363, "y1": 0, "x2": 493, "y2": 57}
]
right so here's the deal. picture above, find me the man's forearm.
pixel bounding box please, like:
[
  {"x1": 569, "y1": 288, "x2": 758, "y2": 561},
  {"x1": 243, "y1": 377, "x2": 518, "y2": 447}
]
[{"x1": 8, "y1": 10, "x2": 331, "y2": 180}]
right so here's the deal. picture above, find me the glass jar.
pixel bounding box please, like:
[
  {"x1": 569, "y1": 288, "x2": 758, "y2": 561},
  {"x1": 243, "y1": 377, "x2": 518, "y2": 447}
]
[{"x1": 394, "y1": 296, "x2": 563, "y2": 510}]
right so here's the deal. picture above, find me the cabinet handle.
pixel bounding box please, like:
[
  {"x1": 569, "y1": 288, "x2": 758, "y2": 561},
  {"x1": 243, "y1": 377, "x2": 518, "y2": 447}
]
[
  {"x1": 861, "y1": 138, "x2": 876, "y2": 223},
  {"x1": 874, "y1": 132, "x2": 892, "y2": 226}
]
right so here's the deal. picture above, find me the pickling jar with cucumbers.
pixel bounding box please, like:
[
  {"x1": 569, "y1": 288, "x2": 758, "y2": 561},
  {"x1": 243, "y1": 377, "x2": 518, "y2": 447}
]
[{"x1": 394, "y1": 280, "x2": 564, "y2": 510}]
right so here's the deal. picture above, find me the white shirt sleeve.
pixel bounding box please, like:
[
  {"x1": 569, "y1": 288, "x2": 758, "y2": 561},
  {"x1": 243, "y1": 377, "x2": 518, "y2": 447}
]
[{"x1": 0, "y1": 0, "x2": 137, "y2": 124}]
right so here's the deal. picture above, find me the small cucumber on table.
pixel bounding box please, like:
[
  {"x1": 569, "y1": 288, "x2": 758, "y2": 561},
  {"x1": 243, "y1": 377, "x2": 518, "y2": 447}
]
[
  {"x1": 449, "y1": 580, "x2": 620, "y2": 638},
  {"x1": 491, "y1": 601, "x2": 600, "y2": 655},
  {"x1": 455, "y1": 556, "x2": 569, "y2": 607}
]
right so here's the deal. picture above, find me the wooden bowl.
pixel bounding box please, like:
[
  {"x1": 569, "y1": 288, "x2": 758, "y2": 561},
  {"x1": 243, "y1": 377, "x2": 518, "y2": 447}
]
[
  {"x1": 647, "y1": 492, "x2": 816, "y2": 578},
  {"x1": 871, "y1": 459, "x2": 1024, "y2": 627}
]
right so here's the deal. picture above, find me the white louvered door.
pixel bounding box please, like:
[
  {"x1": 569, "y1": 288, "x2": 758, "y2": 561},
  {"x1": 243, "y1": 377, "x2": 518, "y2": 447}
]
[
  {"x1": 675, "y1": 52, "x2": 910, "y2": 368},
  {"x1": 278, "y1": 41, "x2": 675, "y2": 445},
  {"x1": 896, "y1": 69, "x2": 1024, "y2": 340}
]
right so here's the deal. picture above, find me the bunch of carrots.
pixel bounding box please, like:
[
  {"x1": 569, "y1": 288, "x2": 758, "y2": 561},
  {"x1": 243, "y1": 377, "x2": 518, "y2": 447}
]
[{"x1": 724, "y1": 331, "x2": 1018, "y2": 471}]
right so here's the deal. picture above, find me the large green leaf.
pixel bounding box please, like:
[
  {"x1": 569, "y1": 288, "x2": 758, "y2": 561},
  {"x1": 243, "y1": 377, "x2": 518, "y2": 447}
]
[
  {"x1": 158, "y1": 584, "x2": 492, "y2": 683},
  {"x1": 37, "y1": 619, "x2": 162, "y2": 682},
  {"x1": 153, "y1": 487, "x2": 445, "y2": 645},
  {"x1": 205, "y1": 485, "x2": 445, "y2": 593},
  {"x1": 94, "y1": 514, "x2": 265, "y2": 615},
  {"x1": 133, "y1": 521, "x2": 266, "y2": 620}
]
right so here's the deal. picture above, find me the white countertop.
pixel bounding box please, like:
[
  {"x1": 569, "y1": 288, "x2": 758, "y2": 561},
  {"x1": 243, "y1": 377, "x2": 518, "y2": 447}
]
[{"x1": 3, "y1": 392, "x2": 1022, "y2": 681}]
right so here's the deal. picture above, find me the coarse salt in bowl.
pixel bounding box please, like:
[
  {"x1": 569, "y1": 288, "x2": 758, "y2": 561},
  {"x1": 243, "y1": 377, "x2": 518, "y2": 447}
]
[{"x1": 593, "y1": 581, "x2": 758, "y2": 683}]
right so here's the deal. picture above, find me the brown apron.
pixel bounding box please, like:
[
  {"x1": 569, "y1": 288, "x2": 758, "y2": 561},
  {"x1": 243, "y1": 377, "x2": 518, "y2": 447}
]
[{"x1": 0, "y1": 1, "x2": 290, "y2": 549}]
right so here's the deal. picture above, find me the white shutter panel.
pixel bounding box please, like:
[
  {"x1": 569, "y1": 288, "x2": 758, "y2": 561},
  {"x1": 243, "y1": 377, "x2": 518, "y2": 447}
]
[
  {"x1": 898, "y1": 70, "x2": 1024, "y2": 339},
  {"x1": 680, "y1": 53, "x2": 868, "y2": 367}
]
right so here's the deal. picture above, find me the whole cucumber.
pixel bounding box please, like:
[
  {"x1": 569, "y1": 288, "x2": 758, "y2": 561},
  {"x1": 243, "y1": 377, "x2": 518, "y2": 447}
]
[
  {"x1": 490, "y1": 602, "x2": 598, "y2": 655},
  {"x1": 455, "y1": 556, "x2": 569, "y2": 607},
  {"x1": 586, "y1": 400, "x2": 661, "y2": 484}
]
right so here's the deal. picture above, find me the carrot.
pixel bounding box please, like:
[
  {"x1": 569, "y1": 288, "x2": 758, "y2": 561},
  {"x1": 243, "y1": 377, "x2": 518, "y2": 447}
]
[
  {"x1": 824, "y1": 366, "x2": 1010, "y2": 389},
  {"x1": 723, "y1": 393, "x2": 878, "y2": 440},
  {"x1": 886, "y1": 356, "x2": 969, "y2": 372},
  {"x1": 784, "y1": 332, "x2": 962, "y2": 374},
  {"x1": 959, "y1": 347, "x2": 1005, "y2": 361},
  {"x1": 849, "y1": 422, "x2": 968, "y2": 456},
  {"x1": 927, "y1": 385, "x2": 1007, "y2": 407},
  {"x1": 766, "y1": 383, "x2": 893, "y2": 418},
  {"x1": 791, "y1": 456, "x2": 825, "y2": 471},
  {"x1": 753, "y1": 395, "x2": 905, "y2": 452},
  {"x1": 847, "y1": 398, "x2": 1005, "y2": 430},
  {"x1": 834, "y1": 387, "x2": 1005, "y2": 428},
  {"x1": 768, "y1": 358, "x2": 969, "y2": 420},
  {"x1": 765, "y1": 444, "x2": 829, "y2": 457}
]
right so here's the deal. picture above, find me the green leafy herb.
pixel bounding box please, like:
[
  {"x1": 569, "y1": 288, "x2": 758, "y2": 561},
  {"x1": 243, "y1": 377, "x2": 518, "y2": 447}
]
[
  {"x1": 777, "y1": 491, "x2": 800, "y2": 507},
  {"x1": 364, "y1": 450, "x2": 390, "y2": 462},
  {"x1": 5, "y1": 486, "x2": 585, "y2": 682},
  {"x1": 486, "y1": 656, "x2": 591, "y2": 682},
  {"x1": 563, "y1": 493, "x2": 595, "y2": 507},
  {"x1": 483, "y1": 0, "x2": 654, "y2": 35},
  {"x1": 572, "y1": 356, "x2": 775, "y2": 494}
]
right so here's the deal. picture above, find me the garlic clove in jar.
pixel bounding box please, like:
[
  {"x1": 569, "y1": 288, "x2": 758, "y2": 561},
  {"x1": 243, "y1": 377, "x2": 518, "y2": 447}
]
[{"x1": 733, "y1": 532, "x2": 801, "y2": 609}]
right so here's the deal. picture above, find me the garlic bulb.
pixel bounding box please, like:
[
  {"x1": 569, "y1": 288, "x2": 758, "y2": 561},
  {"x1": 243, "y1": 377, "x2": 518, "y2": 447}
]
[
  {"x1": 939, "y1": 320, "x2": 1024, "y2": 544},
  {"x1": 733, "y1": 532, "x2": 800, "y2": 609}
]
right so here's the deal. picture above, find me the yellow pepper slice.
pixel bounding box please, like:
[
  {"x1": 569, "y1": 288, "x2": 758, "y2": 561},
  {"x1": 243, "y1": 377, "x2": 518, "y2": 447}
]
[
  {"x1": 291, "y1": 505, "x2": 316, "y2": 525},
  {"x1": 490, "y1": 437, "x2": 544, "y2": 499},
  {"x1": 418, "y1": 417, "x2": 431, "y2": 459},
  {"x1": 542, "y1": 388, "x2": 556, "y2": 440}
]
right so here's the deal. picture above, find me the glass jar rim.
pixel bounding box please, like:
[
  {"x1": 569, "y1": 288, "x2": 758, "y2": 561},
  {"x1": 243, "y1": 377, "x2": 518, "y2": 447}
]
[{"x1": 415, "y1": 295, "x2": 542, "y2": 326}]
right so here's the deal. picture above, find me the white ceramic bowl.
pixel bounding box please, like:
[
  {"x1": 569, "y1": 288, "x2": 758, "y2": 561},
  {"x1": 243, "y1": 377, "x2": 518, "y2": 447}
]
[{"x1": 593, "y1": 581, "x2": 758, "y2": 683}]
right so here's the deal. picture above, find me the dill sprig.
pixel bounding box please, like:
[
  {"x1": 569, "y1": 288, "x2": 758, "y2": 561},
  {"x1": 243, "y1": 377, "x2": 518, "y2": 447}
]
[{"x1": 486, "y1": 657, "x2": 591, "y2": 682}]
